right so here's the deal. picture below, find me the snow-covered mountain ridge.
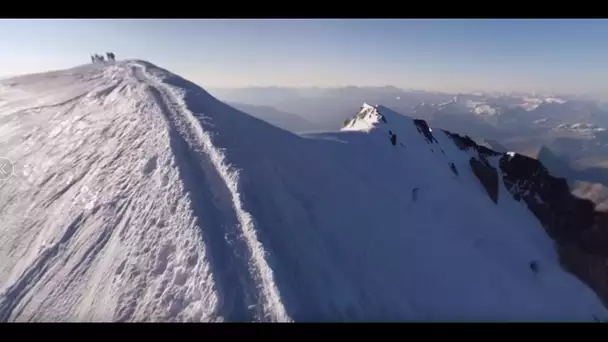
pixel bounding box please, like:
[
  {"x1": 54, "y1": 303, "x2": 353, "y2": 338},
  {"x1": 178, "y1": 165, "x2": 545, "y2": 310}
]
[
  {"x1": 0, "y1": 61, "x2": 607, "y2": 322},
  {"x1": 344, "y1": 104, "x2": 608, "y2": 310}
]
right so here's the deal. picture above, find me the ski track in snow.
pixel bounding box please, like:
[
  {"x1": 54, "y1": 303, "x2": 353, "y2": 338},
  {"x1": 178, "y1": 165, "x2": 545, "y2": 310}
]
[{"x1": 0, "y1": 61, "x2": 607, "y2": 322}]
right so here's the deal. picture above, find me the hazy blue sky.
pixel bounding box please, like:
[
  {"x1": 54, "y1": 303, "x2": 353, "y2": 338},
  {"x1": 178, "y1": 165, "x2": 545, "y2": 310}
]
[{"x1": 1, "y1": 19, "x2": 608, "y2": 94}]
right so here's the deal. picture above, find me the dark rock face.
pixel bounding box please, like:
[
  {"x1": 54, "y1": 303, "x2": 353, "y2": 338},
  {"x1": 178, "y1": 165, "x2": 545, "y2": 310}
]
[
  {"x1": 498, "y1": 152, "x2": 608, "y2": 307},
  {"x1": 445, "y1": 130, "x2": 500, "y2": 204},
  {"x1": 445, "y1": 130, "x2": 477, "y2": 150},
  {"x1": 413, "y1": 119, "x2": 438, "y2": 144},
  {"x1": 443, "y1": 128, "x2": 608, "y2": 308},
  {"x1": 469, "y1": 157, "x2": 499, "y2": 204},
  {"x1": 499, "y1": 153, "x2": 595, "y2": 240},
  {"x1": 444, "y1": 130, "x2": 501, "y2": 157},
  {"x1": 343, "y1": 110, "x2": 608, "y2": 306}
]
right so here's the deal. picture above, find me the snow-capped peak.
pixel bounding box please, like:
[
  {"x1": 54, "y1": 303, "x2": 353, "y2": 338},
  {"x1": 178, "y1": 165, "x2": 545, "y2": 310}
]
[
  {"x1": 341, "y1": 103, "x2": 388, "y2": 132},
  {"x1": 0, "y1": 61, "x2": 606, "y2": 322},
  {"x1": 545, "y1": 97, "x2": 567, "y2": 104}
]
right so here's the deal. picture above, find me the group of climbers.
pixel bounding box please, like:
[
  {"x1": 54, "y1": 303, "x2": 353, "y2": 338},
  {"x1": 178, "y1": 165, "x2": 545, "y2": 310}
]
[{"x1": 90, "y1": 52, "x2": 116, "y2": 63}]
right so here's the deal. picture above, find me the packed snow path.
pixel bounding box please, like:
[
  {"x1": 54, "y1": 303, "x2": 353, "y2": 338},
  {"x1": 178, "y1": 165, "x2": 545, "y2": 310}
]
[
  {"x1": 0, "y1": 61, "x2": 606, "y2": 322},
  {"x1": 130, "y1": 63, "x2": 289, "y2": 322},
  {"x1": 0, "y1": 61, "x2": 288, "y2": 322}
]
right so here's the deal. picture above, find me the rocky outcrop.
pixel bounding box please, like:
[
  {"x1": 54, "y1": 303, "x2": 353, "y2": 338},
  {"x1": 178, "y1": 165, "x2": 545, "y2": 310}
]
[
  {"x1": 469, "y1": 157, "x2": 499, "y2": 204},
  {"x1": 342, "y1": 108, "x2": 608, "y2": 306},
  {"x1": 444, "y1": 130, "x2": 501, "y2": 157},
  {"x1": 445, "y1": 130, "x2": 477, "y2": 151},
  {"x1": 342, "y1": 106, "x2": 608, "y2": 308},
  {"x1": 498, "y1": 152, "x2": 608, "y2": 306},
  {"x1": 445, "y1": 130, "x2": 500, "y2": 204},
  {"x1": 413, "y1": 119, "x2": 438, "y2": 144},
  {"x1": 443, "y1": 128, "x2": 608, "y2": 307},
  {"x1": 499, "y1": 153, "x2": 596, "y2": 240}
]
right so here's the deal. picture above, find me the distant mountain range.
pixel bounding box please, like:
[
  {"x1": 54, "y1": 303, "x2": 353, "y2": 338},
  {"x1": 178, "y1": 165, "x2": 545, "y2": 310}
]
[
  {"x1": 228, "y1": 102, "x2": 321, "y2": 133},
  {"x1": 2, "y1": 63, "x2": 608, "y2": 321},
  {"x1": 209, "y1": 85, "x2": 608, "y2": 211}
]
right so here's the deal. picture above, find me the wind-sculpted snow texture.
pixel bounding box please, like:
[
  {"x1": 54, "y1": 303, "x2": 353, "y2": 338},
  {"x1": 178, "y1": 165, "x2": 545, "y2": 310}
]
[{"x1": 0, "y1": 61, "x2": 606, "y2": 322}]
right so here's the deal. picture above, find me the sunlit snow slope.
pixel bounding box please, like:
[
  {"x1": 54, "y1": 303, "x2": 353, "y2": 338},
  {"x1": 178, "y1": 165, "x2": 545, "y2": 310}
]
[{"x1": 0, "y1": 60, "x2": 606, "y2": 322}]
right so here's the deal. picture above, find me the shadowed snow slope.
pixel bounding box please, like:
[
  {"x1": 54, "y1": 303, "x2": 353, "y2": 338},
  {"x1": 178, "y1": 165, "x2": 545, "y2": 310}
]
[{"x1": 0, "y1": 61, "x2": 606, "y2": 322}]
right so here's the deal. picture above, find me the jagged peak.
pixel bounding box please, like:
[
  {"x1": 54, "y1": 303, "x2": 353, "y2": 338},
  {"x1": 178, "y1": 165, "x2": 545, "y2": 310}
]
[
  {"x1": 341, "y1": 103, "x2": 387, "y2": 132},
  {"x1": 341, "y1": 103, "x2": 445, "y2": 149},
  {"x1": 340, "y1": 103, "x2": 608, "y2": 311},
  {"x1": 362, "y1": 102, "x2": 375, "y2": 110}
]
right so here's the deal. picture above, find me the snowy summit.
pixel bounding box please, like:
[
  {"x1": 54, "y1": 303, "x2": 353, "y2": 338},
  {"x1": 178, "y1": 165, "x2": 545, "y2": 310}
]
[{"x1": 0, "y1": 60, "x2": 606, "y2": 322}]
